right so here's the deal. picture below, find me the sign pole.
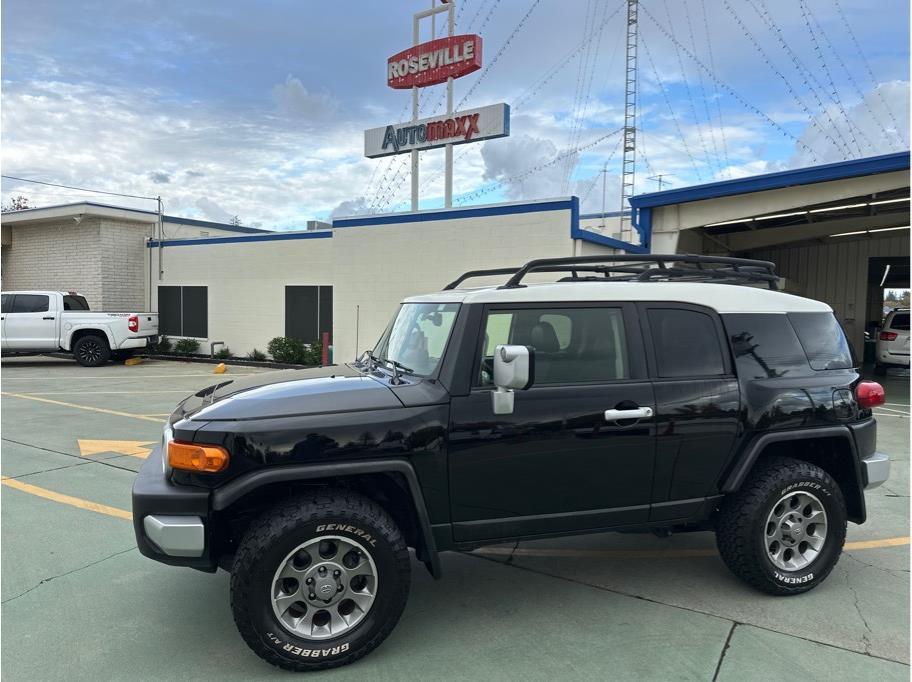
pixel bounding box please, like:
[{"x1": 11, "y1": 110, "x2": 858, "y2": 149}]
[
  {"x1": 411, "y1": 13, "x2": 420, "y2": 212},
  {"x1": 444, "y1": 1, "x2": 455, "y2": 207}
]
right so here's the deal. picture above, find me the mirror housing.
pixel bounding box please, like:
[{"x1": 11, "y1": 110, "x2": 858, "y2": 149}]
[{"x1": 491, "y1": 344, "x2": 534, "y2": 415}]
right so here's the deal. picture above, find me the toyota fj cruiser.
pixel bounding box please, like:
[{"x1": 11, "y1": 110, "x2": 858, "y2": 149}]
[{"x1": 133, "y1": 254, "x2": 890, "y2": 672}]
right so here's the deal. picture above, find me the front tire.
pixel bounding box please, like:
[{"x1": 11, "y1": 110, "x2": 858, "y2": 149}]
[
  {"x1": 716, "y1": 456, "x2": 846, "y2": 595},
  {"x1": 230, "y1": 490, "x2": 410, "y2": 672},
  {"x1": 73, "y1": 334, "x2": 111, "y2": 367}
]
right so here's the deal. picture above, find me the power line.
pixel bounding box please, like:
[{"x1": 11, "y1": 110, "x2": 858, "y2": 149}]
[
  {"x1": 1, "y1": 175, "x2": 158, "y2": 201},
  {"x1": 639, "y1": 4, "x2": 820, "y2": 161},
  {"x1": 681, "y1": 0, "x2": 722, "y2": 177},
  {"x1": 697, "y1": 0, "x2": 731, "y2": 176},
  {"x1": 721, "y1": 0, "x2": 843, "y2": 160},
  {"x1": 832, "y1": 0, "x2": 906, "y2": 146}
]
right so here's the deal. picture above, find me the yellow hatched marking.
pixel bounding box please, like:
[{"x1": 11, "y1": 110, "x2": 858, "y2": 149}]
[
  {"x1": 1, "y1": 477, "x2": 132, "y2": 521},
  {"x1": 1, "y1": 392, "x2": 163, "y2": 423}
]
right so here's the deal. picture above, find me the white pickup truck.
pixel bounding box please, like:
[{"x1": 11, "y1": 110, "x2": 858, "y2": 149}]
[{"x1": 1, "y1": 291, "x2": 159, "y2": 366}]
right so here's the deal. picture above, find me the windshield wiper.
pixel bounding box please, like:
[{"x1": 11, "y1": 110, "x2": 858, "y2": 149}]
[{"x1": 365, "y1": 352, "x2": 414, "y2": 385}]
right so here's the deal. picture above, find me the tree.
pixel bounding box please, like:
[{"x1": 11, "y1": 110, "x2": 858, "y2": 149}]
[
  {"x1": 229, "y1": 215, "x2": 242, "y2": 226},
  {"x1": 2, "y1": 195, "x2": 29, "y2": 212}
]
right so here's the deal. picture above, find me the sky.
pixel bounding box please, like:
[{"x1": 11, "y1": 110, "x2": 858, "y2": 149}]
[{"x1": 1, "y1": 0, "x2": 909, "y2": 229}]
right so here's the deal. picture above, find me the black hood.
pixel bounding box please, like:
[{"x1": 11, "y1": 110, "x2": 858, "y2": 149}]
[{"x1": 172, "y1": 364, "x2": 403, "y2": 422}]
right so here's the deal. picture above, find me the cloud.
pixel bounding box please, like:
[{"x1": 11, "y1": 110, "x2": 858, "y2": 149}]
[
  {"x1": 272, "y1": 75, "x2": 339, "y2": 122},
  {"x1": 149, "y1": 171, "x2": 171, "y2": 184},
  {"x1": 195, "y1": 197, "x2": 234, "y2": 223},
  {"x1": 330, "y1": 196, "x2": 374, "y2": 219},
  {"x1": 792, "y1": 81, "x2": 910, "y2": 166}
]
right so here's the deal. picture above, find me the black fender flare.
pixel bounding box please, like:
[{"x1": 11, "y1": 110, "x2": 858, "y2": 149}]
[
  {"x1": 211, "y1": 459, "x2": 442, "y2": 578},
  {"x1": 720, "y1": 425, "x2": 866, "y2": 523}
]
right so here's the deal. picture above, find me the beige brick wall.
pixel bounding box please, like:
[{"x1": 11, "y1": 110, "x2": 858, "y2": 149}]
[{"x1": 1, "y1": 218, "x2": 152, "y2": 310}]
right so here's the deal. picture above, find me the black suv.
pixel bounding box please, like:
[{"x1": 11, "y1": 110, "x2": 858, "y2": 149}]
[{"x1": 133, "y1": 255, "x2": 890, "y2": 672}]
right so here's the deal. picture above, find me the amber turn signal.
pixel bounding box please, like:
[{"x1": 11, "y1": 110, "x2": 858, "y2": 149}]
[{"x1": 168, "y1": 440, "x2": 229, "y2": 473}]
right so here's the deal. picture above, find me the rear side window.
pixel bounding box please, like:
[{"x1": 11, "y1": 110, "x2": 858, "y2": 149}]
[
  {"x1": 12, "y1": 294, "x2": 49, "y2": 313},
  {"x1": 63, "y1": 295, "x2": 90, "y2": 311},
  {"x1": 887, "y1": 312, "x2": 910, "y2": 331},
  {"x1": 647, "y1": 308, "x2": 726, "y2": 377},
  {"x1": 788, "y1": 312, "x2": 854, "y2": 370},
  {"x1": 723, "y1": 314, "x2": 809, "y2": 379}
]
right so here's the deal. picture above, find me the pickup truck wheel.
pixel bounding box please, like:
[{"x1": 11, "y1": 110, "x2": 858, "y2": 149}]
[
  {"x1": 73, "y1": 334, "x2": 110, "y2": 367},
  {"x1": 715, "y1": 456, "x2": 847, "y2": 595},
  {"x1": 230, "y1": 490, "x2": 410, "y2": 672}
]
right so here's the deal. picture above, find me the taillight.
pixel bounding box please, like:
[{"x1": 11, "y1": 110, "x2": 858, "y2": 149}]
[
  {"x1": 128, "y1": 315, "x2": 139, "y2": 333},
  {"x1": 856, "y1": 381, "x2": 885, "y2": 409},
  {"x1": 168, "y1": 440, "x2": 230, "y2": 473},
  {"x1": 879, "y1": 331, "x2": 898, "y2": 341}
]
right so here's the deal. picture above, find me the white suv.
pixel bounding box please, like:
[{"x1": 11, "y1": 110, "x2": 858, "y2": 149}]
[{"x1": 875, "y1": 308, "x2": 910, "y2": 374}]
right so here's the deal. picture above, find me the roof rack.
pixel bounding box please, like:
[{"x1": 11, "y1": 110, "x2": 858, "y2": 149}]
[{"x1": 443, "y1": 254, "x2": 779, "y2": 291}]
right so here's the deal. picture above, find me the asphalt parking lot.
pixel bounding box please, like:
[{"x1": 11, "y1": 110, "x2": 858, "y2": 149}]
[{"x1": 1, "y1": 357, "x2": 909, "y2": 680}]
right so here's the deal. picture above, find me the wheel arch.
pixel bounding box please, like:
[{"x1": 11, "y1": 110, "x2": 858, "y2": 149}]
[
  {"x1": 722, "y1": 427, "x2": 866, "y2": 524},
  {"x1": 67, "y1": 326, "x2": 114, "y2": 351},
  {"x1": 211, "y1": 460, "x2": 441, "y2": 578}
]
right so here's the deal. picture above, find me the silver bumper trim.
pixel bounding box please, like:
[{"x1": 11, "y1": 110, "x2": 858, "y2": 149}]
[
  {"x1": 143, "y1": 515, "x2": 205, "y2": 557},
  {"x1": 862, "y1": 452, "x2": 890, "y2": 490}
]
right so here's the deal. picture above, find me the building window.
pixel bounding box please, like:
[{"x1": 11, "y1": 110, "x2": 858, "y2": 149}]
[
  {"x1": 285, "y1": 286, "x2": 333, "y2": 344},
  {"x1": 158, "y1": 286, "x2": 208, "y2": 337}
]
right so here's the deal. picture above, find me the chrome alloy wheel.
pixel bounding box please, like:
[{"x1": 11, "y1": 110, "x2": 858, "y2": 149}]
[
  {"x1": 271, "y1": 535, "x2": 378, "y2": 640},
  {"x1": 765, "y1": 490, "x2": 828, "y2": 571}
]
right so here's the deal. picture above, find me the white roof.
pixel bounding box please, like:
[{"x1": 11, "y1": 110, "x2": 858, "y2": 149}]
[{"x1": 404, "y1": 281, "x2": 831, "y2": 314}]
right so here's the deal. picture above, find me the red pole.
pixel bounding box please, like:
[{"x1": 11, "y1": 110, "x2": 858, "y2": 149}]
[{"x1": 321, "y1": 331, "x2": 330, "y2": 366}]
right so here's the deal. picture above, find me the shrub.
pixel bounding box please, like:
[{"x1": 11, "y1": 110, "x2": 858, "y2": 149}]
[
  {"x1": 213, "y1": 347, "x2": 232, "y2": 359},
  {"x1": 246, "y1": 348, "x2": 267, "y2": 361},
  {"x1": 155, "y1": 336, "x2": 172, "y2": 354},
  {"x1": 267, "y1": 336, "x2": 306, "y2": 364},
  {"x1": 174, "y1": 338, "x2": 201, "y2": 355},
  {"x1": 303, "y1": 342, "x2": 323, "y2": 366}
]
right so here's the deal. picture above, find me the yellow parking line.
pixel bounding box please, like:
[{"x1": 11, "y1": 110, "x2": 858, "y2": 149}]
[
  {"x1": 2, "y1": 477, "x2": 908, "y2": 558},
  {"x1": 1, "y1": 392, "x2": 163, "y2": 423},
  {"x1": 1, "y1": 477, "x2": 132, "y2": 521}
]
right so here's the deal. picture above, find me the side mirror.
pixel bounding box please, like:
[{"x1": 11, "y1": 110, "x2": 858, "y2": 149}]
[{"x1": 491, "y1": 344, "x2": 534, "y2": 415}]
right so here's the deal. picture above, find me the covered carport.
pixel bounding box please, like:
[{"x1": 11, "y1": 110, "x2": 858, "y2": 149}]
[{"x1": 628, "y1": 152, "x2": 910, "y2": 354}]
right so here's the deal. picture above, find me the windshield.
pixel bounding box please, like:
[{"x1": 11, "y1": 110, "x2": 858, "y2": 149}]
[{"x1": 372, "y1": 303, "x2": 460, "y2": 377}]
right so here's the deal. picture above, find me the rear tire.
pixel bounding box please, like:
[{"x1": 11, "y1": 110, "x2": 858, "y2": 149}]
[
  {"x1": 230, "y1": 490, "x2": 410, "y2": 672},
  {"x1": 716, "y1": 456, "x2": 846, "y2": 595},
  {"x1": 73, "y1": 334, "x2": 110, "y2": 367}
]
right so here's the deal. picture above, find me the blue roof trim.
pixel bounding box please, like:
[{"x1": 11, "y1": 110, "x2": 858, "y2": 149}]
[
  {"x1": 570, "y1": 197, "x2": 648, "y2": 254},
  {"x1": 629, "y1": 151, "x2": 911, "y2": 209},
  {"x1": 147, "y1": 231, "x2": 332, "y2": 247},
  {"x1": 162, "y1": 215, "x2": 271, "y2": 234},
  {"x1": 332, "y1": 199, "x2": 575, "y2": 228}
]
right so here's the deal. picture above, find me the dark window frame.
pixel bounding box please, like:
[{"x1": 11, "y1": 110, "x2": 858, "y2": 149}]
[
  {"x1": 638, "y1": 302, "x2": 733, "y2": 380},
  {"x1": 470, "y1": 301, "x2": 647, "y2": 388},
  {"x1": 11, "y1": 294, "x2": 50, "y2": 314}
]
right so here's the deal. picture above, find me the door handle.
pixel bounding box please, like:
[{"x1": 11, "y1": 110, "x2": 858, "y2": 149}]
[
  {"x1": 43, "y1": 316, "x2": 55, "y2": 320},
  {"x1": 604, "y1": 406, "x2": 654, "y2": 421}
]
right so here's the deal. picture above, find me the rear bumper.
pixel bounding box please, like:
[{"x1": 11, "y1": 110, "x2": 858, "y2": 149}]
[
  {"x1": 876, "y1": 348, "x2": 910, "y2": 366},
  {"x1": 121, "y1": 336, "x2": 157, "y2": 350},
  {"x1": 132, "y1": 445, "x2": 215, "y2": 571},
  {"x1": 861, "y1": 451, "x2": 890, "y2": 490}
]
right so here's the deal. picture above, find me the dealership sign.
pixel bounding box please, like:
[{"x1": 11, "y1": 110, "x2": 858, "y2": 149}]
[
  {"x1": 364, "y1": 103, "x2": 510, "y2": 158},
  {"x1": 387, "y1": 34, "x2": 482, "y2": 89}
]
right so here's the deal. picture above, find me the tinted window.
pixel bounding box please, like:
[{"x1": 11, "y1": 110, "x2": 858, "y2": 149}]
[
  {"x1": 479, "y1": 307, "x2": 628, "y2": 385},
  {"x1": 648, "y1": 308, "x2": 725, "y2": 377},
  {"x1": 723, "y1": 314, "x2": 809, "y2": 379},
  {"x1": 1, "y1": 294, "x2": 10, "y2": 314},
  {"x1": 888, "y1": 313, "x2": 910, "y2": 331},
  {"x1": 157, "y1": 286, "x2": 208, "y2": 337},
  {"x1": 788, "y1": 312, "x2": 854, "y2": 370},
  {"x1": 12, "y1": 294, "x2": 49, "y2": 313},
  {"x1": 63, "y1": 295, "x2": 90, "y2": 311}
]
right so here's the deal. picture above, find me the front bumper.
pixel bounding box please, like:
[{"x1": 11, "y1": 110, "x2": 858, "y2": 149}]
[
  {"x1": 132, "y1": 445, "x2": 215, "y2": 570},
  {"x1": 861, "y1": 451, "x2": 891, "y2": 490}
]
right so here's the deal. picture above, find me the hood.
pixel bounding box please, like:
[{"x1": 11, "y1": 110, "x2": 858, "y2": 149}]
[{"x1": 172, "y1": 364, "x2": 403, "y2": 422}]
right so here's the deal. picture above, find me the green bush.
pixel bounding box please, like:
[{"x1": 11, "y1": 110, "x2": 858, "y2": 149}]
[
  {"x1": 213, "y1": 347, "x2": 232, "y2": 359},
  {"x1": 246, "y1": 348, "x2": 267, "y2": 361},
  {"x1": 266, "y1": 337, "x2": 323, "y2": 365},
  {"x1": 174, "y1": 338, "x2": 201, "y2": 355},
  {"x1": 155, "y1": 336, "x2": 172, "y2": 354}
]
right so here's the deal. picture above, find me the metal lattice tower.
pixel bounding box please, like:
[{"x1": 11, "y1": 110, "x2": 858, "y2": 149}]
[{"x1": 620, "y1": 0, "x2": 638, "y2": 238}]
